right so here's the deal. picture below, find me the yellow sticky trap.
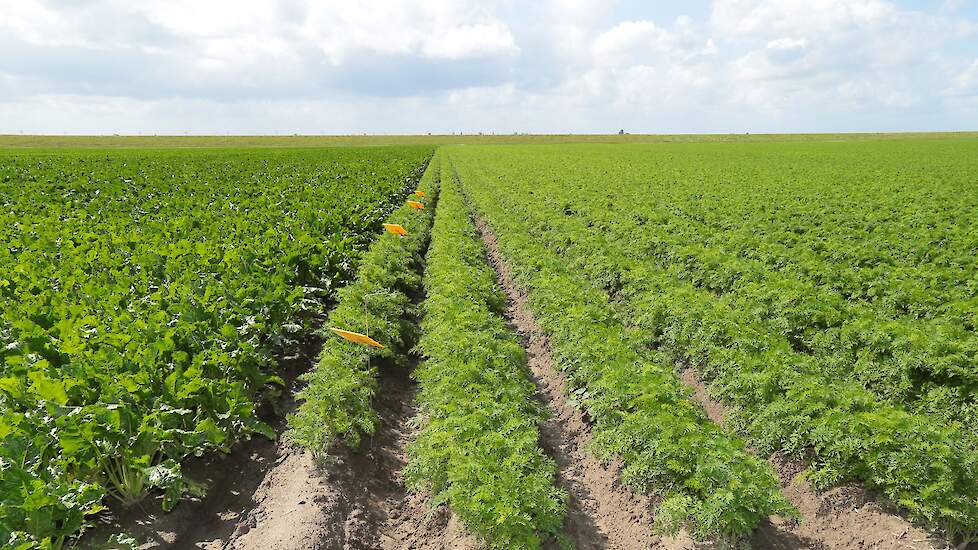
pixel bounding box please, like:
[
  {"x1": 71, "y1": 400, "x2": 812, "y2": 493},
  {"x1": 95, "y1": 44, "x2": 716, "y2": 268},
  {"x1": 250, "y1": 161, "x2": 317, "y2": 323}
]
[
  {"x1": 414, "y1": 190, "x2": 425, "y2": 197},
  {"x1": 407, "y1": 200, "x2": 424, "y2": 210},
  {"x1": 330, "y1": 328, "x2": 385, "y2": 349},
  {"x1": 383, "y1": 223, "x2": 408, "y2": 236}
]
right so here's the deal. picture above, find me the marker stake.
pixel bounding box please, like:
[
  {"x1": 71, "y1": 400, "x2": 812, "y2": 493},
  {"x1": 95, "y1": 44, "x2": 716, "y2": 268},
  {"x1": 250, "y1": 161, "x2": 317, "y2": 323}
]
[
  {"x1": 329, "y1": 328, "x2": 385, "y2": 349},
  {"x1": 383, "y1": 223, "x2": 408, "y2": 236}
]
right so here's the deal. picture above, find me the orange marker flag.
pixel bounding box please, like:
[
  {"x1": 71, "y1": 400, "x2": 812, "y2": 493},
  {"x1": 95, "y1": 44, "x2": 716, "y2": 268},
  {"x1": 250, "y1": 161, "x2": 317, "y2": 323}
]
[
  {"x1": 407, "y1": 200, "x2": 424, "y2": 210},
  {"x1": 329, "y1": 328, "x2": 385, "y2": 349},
  {"x1": 383, "y1": 223, "x2": 408, "y2": 236},
  {"x1": 414, "y1": 190, "x2": 425, "y2": 197}
]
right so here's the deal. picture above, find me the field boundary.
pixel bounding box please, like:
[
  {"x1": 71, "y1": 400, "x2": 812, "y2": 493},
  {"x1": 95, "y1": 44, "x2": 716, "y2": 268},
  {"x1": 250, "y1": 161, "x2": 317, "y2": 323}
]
[{"x1": 2, "y1": 132, "x2": 978, "y2": 149}]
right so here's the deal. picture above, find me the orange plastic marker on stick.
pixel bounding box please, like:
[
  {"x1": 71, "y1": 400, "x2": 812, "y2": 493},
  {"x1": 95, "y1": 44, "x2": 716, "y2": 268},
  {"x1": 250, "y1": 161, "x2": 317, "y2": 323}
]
[
  {"x1": 414, "y1": 190, "x2": 425, "y2": 197},
  {"x1": 383, "y1": 223, "x2": 408, "y2": 236},
  {"x1": 407, "y1": 200, "x2": 424, "y2": 210},
  {"x1": 329, "y1": 328, "x2": 385, "y2": 349}
]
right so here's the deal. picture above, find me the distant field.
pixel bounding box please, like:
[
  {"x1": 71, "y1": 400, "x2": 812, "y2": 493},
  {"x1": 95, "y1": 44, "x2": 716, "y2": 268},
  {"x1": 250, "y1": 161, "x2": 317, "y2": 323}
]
[{"x1": 1, "y1": 131, "x2": 977, "y2": 148}]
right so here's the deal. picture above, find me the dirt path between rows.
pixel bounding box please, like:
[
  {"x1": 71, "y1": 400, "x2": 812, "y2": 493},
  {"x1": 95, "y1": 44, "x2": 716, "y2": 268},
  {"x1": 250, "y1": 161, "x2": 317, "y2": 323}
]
[
  {"x1": 226, "y1": 359, "x2": 475, "y2": 550},
  {"x1": 214, "y1": 319, "x2": 477, "y2": 547},
  {"x1": 679, "y1": 369, "x2": 945, "y2": 550},
  {"x1": 474, "y1": 215, "x2": 702, "y2": 550},
  {"x1": 87, "y1": 301, "x2": 476, "y2": 548}
]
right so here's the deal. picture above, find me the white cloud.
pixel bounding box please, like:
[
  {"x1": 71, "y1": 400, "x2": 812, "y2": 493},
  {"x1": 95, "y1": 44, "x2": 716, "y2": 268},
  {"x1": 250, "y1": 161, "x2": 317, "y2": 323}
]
[
  {"x1": 0, "y1": 0, "x2": 81, "y2": 45},
  {"x1": 711, "y1": 0, "x2": 896, "y2": 39},
  {"x1": 422, "y1": 23, "x2": 519, "y2": 60},
  {"x1": 593, "y1": 18, "x2": 717, "y2": 66},
  {"x1": 577, "y1": 15, "x2": 720, "y2": 118},
  {"x1": 593, "y1": 21, "x2": 669, "y2": 58},
  {"x1": 949, "y1": 59, "x2": 978, "y2": 96},
  {"x1": 141, "y1": 0, "x2": 284, "y2": 38},
  {"x1": 300, "y1": 1, "x2": 518, "y2": 64},
  {"x1": 710, "y1": 0, "x2": 975, "y2": 117},
  {"x1": 447, "y1": 82, "x2": 518, "y2": 107},
  {"x1": 0, "y1": 0, "x2": 977, "y2": 133},
  {"x1": 766, "y1": 37, "x2": 807, "y2": 51}
]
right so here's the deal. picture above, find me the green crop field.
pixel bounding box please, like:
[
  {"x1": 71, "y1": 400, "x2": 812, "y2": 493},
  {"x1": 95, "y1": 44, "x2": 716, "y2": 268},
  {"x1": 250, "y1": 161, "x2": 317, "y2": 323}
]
[
  {"x1": 2, "y1": 137, "x2": 977, "y2": 549},
  {"x1": 441, "y1": 139, "x2": 978, "y2": 545},
  {"x1": 0, "y1": 146, "x2": 432, "y2": 548}
]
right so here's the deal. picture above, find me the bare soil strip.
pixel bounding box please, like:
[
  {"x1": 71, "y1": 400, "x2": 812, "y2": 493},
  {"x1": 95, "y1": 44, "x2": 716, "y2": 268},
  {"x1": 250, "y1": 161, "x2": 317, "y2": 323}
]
[
  {"x1": 679, "y1": 368, "x2": 945, "y2": 550},
  {"x1": 225, "y1": 361, "x2": 454, "y2": 550},
  {"x1": 349, "y1": 362, "x2": 477, "y2": 550},
  {"x1": 226, "y1": 303, "x2": 477, "y2": 547},
  {"x1": 86, "y1": 305, "x2": 474, "y2": 548},
  {"x1": 474, "y1": 214, "x2": 702, "y2": 550}
]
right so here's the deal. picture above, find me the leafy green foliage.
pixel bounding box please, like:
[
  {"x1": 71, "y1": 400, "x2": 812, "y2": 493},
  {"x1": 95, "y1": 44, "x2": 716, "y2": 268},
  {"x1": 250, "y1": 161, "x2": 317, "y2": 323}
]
[
  {"x1": 288, "y1": 153, "x2": 442, "y2": 455},
  {"x1": 406, "y1": 174, "x2": 565, "y2": 548},
  {"x1": 448, "y1": 153, "x2": 796, "y2": 542},
  {"x1": 477, "y1": 141, "x2": 978, "y2": 431},
  {"x1": 0, "y1": 146, "x2": 432, "y2": 548},
  {"x1": 445, "y1": 141, "x2": 978, "y2": 542}
]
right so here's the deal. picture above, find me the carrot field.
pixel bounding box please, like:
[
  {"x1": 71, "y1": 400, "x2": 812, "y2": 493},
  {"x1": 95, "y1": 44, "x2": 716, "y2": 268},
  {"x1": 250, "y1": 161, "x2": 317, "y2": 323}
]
[{"x1": 2, "y1": 135, "x2": 977, "y2": 549}]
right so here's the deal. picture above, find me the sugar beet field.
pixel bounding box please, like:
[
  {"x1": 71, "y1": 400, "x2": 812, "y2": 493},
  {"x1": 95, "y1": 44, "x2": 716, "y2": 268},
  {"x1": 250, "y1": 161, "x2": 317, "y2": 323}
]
[{"x1": 2, "y1": 136, "x2": 978, "y2": 550}]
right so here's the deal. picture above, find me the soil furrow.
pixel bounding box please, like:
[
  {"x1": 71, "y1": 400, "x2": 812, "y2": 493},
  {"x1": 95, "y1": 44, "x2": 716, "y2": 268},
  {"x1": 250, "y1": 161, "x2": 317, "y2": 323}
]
[
  {"x1": 217, "y1": 349, "x2": 474, "y2": 550},
  {"x1": 366, "y1": 362, "x2": 477, "y2": 550},
  {"x1": 232, "y1": 211, "x2": 476, "y2": 548},
  {"x1": 473, "y1": 213, "x2": 700, "y2": 550},
  {"x1": 678, "y1": 368, "x2": 945, "y2": 550},
  {"x1": 225, "y1": 362, "x2": 425, "y2": 550}
]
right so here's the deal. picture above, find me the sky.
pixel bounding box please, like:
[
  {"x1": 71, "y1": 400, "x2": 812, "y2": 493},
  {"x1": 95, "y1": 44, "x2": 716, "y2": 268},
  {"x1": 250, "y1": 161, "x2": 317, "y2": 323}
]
[{"x1": 1, "y1": 0, "x2": 977, "y2": 135}]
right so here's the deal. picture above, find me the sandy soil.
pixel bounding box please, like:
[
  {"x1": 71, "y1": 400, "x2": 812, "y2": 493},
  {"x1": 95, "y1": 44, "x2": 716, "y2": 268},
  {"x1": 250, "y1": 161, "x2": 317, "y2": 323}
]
[
  {"x1": 679, "y1": 368, "x2": 946, "y2": 550},
  {"x1": 225, "y1": 362, "x2": 470, "y2": 550}
]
